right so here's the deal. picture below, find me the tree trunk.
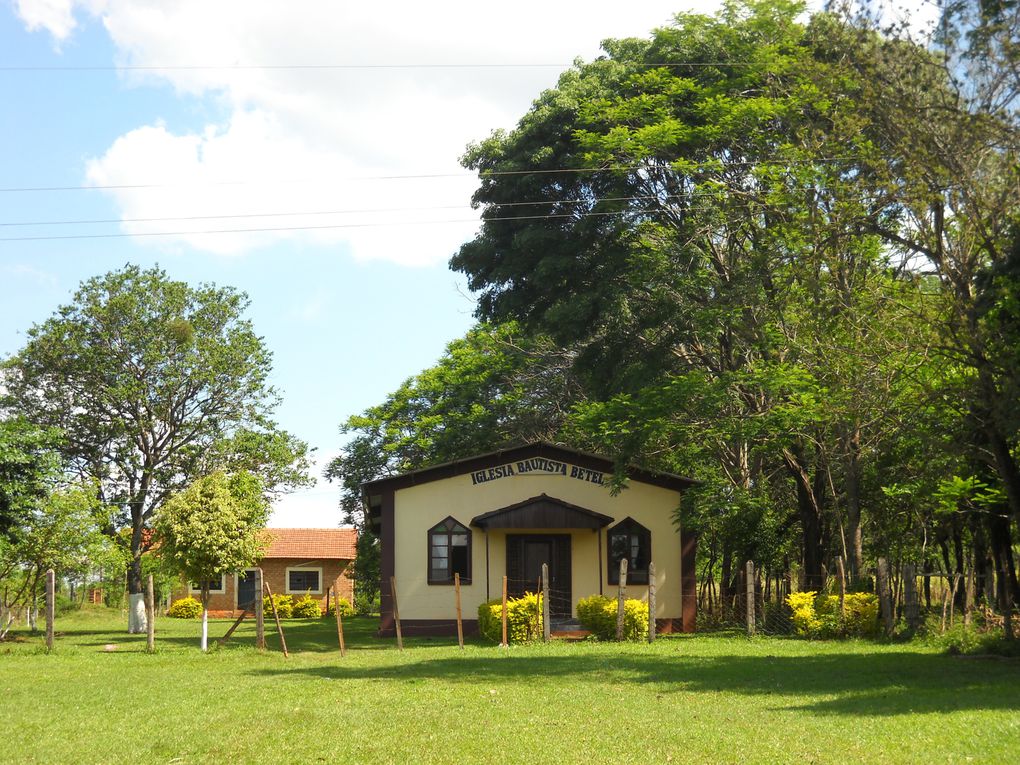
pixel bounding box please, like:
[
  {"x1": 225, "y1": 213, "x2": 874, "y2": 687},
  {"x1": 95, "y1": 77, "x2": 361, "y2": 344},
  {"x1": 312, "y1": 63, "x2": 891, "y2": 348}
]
[
  {"x1": 783, "y1": 446, "x2": 826, "y2": 591},
  {"x1": 923, "y1": 560, "x2": 932, "y2": 609},
  {"x1": 126, "y1": 486, "x2": 150, "y2": 634},
  {"x1": 720, "y1": 550, "x2": 732, "y2": 621},
  {"x1": 200, "y1": 588, "x2": 210, "y2": 652},
  {"x1": 988, "y1": 512, "x2": 1020, "y2": 609},
  {"x1": 127, "y1": 554, "x2": 147, "y2": 634},
  {"x1": 985, "y1": 422, "x2": 1020, "y2": 525},
  {"x1": 844, "y1": 427, "x2": 864, "y2": 582},
  {"x1": 972, "y1": 516, "x2": 992, "y2": 606},
  {"x1": 952, "y1": 520, "x2": 967, "y2": 612}
]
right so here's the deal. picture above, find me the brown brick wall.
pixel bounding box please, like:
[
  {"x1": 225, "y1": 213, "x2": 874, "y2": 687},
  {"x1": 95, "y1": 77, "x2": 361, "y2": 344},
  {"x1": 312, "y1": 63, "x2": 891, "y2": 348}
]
[{"x1": 172, "y1": 557, "x2": 354, "y2": 617}]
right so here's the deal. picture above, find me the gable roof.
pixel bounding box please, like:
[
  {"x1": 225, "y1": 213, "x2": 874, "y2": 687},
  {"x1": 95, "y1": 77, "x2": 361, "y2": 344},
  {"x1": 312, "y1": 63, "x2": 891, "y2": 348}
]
[
  {"x1": 362, "y1": 441, "x2": 698, "y2": 494},
  {"x1": 261, "y1": 528, "x2": 357, "y2": 559},
  {"x1": 471, "y1": 494, "x2": 615, "y2": 530}
]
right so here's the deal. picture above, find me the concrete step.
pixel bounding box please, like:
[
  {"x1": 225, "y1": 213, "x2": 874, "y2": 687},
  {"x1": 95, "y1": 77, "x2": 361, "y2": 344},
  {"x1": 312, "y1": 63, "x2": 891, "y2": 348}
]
[{"x1": 550, "y1": 629, "x2": 591, "y2": 641}]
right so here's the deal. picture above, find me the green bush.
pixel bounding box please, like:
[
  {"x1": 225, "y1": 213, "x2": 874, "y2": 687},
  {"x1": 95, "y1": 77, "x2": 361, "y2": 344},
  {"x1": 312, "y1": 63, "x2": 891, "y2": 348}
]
[
  {"x1": 326, "y1": 597, "x2": 355, "y2": 618},
  {"x1": 167, "y1": 596, "x2": 202, "y2": 619},
  {"x1": 787, "y1": 591, "x2": 879, "y2": 638},
  {"x1": 477, "y1": 592, "x2": 543, "y2": 643},
  {"x1": 263, "y1": 593, "x2": 293, "y2": 619},
  {"x1": 55, "y1": 591, "x2": 80, "y2": 616},
  {"x1": 291, "y1": 594, "x2": 323, "y2": 618},
  {"x1": 933, "y1": 623, "x2": 1020, "y2": 658},
  {"x1": 355, "y1": 591, "x2": 380, "y2": 615},
  {"x1": 576, "y1": 594, "x2": 649, "y2": 641}
]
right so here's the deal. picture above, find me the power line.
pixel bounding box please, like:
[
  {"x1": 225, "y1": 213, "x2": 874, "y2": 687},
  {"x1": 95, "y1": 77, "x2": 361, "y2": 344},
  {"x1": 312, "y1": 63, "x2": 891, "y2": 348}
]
[
  {"x1": 0, "y1": 205, "x2": 757, "y2": 243},
  {"x1": 0, "y1": 61, "x2": 770, "y2": 72},
  {"x1": 0, "y1": 196, "x2": 664, "y2": 228},
  {"x1": 0, "y1": 184, "x2": 910, "y2": 229},
  {"x1": 2, "y1": 193, "x2": 913, "y2": 243},
  {"x1": 0, "y1": 156, "x2": 888, "y2": 193}
]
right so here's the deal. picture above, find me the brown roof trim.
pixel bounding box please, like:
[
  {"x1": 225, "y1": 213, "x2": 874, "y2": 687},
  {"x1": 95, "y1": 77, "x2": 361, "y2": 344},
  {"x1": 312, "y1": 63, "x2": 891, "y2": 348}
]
[
  {"x1": 471, "y1": 493, "x2": 615, "y2": 530},
  {"x1": 362, "y1": 441, "x2": 698, "y2": 494}
]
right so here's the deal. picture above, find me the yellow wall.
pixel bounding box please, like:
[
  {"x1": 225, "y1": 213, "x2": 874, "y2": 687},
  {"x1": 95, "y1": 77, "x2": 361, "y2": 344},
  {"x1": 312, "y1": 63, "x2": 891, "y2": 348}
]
[{"x1": 392, "y1": 466, "x2": 683, "y2": 620}]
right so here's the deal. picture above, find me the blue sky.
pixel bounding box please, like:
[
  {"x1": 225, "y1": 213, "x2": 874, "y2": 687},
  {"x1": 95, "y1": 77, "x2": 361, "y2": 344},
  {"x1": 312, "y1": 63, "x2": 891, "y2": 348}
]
[{"x1": 0, "y1": 1, "x2": 715, "y2": 526}]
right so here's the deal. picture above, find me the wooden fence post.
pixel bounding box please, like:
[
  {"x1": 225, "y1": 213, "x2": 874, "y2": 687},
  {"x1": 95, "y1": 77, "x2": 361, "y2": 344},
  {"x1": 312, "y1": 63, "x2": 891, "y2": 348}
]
[
  {"x1": 745, "y1": 560, "x2": 755, "y2": 637},
  {"x1": 949, "y1": 573, "x2": 960, "y2": 628},
  {"x1": 390, "y1": 576, "x2": 404, "y2": 651},
  {"x1": 145, "y1": 574, "x2": 155, "y2": 653},
  {"x1": 255, "y1": 568, "x2": 265, "y2": 651},
  {"x1": 964, "y1": 568, "x2": 974, "y2": 626},
  {"x1": 616, "y1": 557, "x2": 628, "y2": 641},
  {"x1": 263, "y1": 580, "x2": 289, "y2": 658},
  {"x1": 536, "y1": 576, "x2": 542, "y2": 638},
  {"x1": 541, "y1": 563, "x2": 550, "y2": 643},
  {"x1": 648, "y1": 561, "x2": 656, "y2": 643},
  {"x1": 876, "y1": 558, "x2": 894, "y2": 636},
  {"x1": 45, "y1": 569, "x2": 54, "y2": 651},
  {"x1": 454, "y1": 572, "x2": 464, "y2": 650},
  {"x1": 501, "y1": 575, "x2": 508, "y2": 647},
  {"x1": 333, "y1": 585, "x2": 346, "y2": 658},
  {"x1": 836, "y1": 556, "x2": 847, "y2": 622}
]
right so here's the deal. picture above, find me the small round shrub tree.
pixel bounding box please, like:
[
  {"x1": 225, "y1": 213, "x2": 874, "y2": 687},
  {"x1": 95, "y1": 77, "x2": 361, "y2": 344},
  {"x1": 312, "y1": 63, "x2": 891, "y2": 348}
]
[
  {"x1": 153, "y1": 471, "x2": 270, "y2": 650},
  {"x1": 167, "y1": 596, "x2": 202, "y2": 619}
]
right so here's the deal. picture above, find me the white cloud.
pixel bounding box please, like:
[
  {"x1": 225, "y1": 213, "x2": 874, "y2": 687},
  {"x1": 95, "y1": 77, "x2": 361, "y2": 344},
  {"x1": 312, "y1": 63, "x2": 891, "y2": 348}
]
[
  {"x1": 19, "y1": 0, "x2": 720, "y2": 265},
  {"x1": 14, "y1": 0, "x2": 78, "y2": 40}
]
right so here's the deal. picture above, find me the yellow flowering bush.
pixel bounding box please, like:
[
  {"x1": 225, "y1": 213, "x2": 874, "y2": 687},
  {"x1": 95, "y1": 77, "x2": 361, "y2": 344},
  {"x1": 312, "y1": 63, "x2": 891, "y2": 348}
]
[
  {"x1": 478, "y1": 592, "x2": 543, "y2": 643},
  {"x1": 787, "y1": 591, "x2": 879, "y2": 638},
  {"x1": 167, "y1": 596, "x2": 202, "y2": 619},
  {"x1": 291, "y1": 593, "x2": 322, "y2": 618},
  {"x1": 787, "y1": 591, "x2": 823, "y2": 635},
  {"x1": 263, "y1": 593, "x2": 293, "y2": 619},
  {"x1": 576, "y1": 594, "x2": 649, "y2": 641}
]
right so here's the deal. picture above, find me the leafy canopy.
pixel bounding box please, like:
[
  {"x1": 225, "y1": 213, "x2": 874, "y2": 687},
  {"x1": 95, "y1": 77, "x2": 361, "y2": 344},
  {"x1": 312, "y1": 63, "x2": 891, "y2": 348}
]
[
  {"x1": 1, "y1": 264, "x2": 310, "y2": 599},
  {"x1": 153, "y1": 471, "x2": 270, "y2": 591}
]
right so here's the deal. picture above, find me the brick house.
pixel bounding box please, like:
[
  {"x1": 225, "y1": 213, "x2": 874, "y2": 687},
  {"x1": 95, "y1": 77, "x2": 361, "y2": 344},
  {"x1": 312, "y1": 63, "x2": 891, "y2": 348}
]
[{"x1": 174, "y1": 528, "x2": 357, "y2": 617}]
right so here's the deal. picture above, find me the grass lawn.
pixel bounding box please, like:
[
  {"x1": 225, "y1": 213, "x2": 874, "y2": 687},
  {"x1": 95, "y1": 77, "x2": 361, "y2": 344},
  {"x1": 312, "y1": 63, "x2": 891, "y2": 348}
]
[{"x1": 1, "y1": 608, "x2": 1018, "y2": 764}]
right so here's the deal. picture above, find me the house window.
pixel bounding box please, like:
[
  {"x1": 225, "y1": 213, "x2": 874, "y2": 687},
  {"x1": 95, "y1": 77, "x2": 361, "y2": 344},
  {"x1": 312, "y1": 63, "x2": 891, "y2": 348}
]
[
  {"x1": 428, "y1": 517, "x2": 471, "y2": 584},
  {"x1": 286, "y1": 567, "x2": 323, "y2": 594},
  {"x1": 607, "y1": 517, "x2": 650, "y2": 585},
  {"x1": 190, "y1": 575, "x2": 226, "y2": 594}
]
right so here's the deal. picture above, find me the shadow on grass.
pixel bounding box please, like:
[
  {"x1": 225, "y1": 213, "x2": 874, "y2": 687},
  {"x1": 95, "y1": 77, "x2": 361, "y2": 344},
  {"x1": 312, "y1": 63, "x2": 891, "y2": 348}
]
[{"x1": 248, "y1": 647, "x2": 1020, "y2": 717}]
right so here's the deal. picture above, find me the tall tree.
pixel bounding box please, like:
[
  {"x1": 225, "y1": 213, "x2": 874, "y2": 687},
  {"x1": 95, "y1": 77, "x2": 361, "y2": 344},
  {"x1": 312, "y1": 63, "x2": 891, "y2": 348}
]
[
  {"x1": 1, "y1": 265, "x2": 311, "y2": 632},
  {"x1": 451, "y1": 0, "x2": 930, "y2": 587}
]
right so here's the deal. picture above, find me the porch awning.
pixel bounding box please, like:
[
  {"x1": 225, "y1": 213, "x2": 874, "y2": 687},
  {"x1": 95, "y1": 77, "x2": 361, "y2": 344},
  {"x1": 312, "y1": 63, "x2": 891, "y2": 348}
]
[{"x1": 471, "y1": 494, "x2": 614, "y2": 530}]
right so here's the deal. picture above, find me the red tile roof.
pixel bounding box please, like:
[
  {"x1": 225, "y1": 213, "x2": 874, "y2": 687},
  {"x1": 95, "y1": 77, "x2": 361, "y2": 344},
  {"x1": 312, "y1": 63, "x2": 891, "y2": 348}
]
[{"x1": 261, "y1": 528, "x2": 357, "y2": 559}]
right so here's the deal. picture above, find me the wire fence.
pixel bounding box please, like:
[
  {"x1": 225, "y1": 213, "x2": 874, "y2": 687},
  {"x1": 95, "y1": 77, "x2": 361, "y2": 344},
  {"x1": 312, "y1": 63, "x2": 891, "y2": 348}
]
[
  {"x1": 374, "y1": 556, "x2": 1020, "y2": 645},
  {"x1": 696, "y1": 559, "x2": 1019, "y2": 638}
]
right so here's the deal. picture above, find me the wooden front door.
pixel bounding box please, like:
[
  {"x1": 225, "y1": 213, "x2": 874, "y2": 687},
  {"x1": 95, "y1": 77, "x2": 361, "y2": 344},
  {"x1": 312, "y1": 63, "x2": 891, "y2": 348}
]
[{"x1": 506, "y1": 534, "x2": 571, "y2": 619}]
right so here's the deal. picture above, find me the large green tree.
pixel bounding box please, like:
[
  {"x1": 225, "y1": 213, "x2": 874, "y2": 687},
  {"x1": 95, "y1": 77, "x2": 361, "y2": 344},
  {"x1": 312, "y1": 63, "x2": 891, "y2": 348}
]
[
  {"x1": 1, "y1": 265, "x2": 311, "y2": 632},
  {"x1": 450, "y1": 0, "x2": 931, "y2": 588}
]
